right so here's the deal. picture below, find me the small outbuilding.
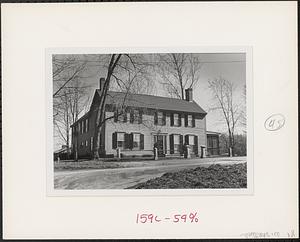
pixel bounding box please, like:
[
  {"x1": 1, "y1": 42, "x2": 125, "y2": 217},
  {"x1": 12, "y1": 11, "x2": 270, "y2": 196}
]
[{"x1": 206, "y1": 131, "x2": 220, "y2": 156}]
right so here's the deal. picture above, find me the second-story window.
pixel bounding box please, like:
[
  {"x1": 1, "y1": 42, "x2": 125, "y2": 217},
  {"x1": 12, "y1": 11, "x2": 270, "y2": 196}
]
[
  {"x1": 118, "y1": 112, "x2": 127, "y2": 122},
  {"x1": 158, "y1": 111, "x2": 163, "y2": 125},
  {"x1": 185, "y1": 114, "x2": 195, "y2": 127},
  {"x1": 130, "y1": 109, "x2": 142, "y2": 124},
  {"x1": 133, "y1": 110, "x2": 139, "y2": 123},
  {"x1": 155, "y1": 111, "x2": 166, "y2": 126},
  {"x1": 174, "y1": 113, "x2": 180, "y2": 126},
  {"x1": 188, "y1": 115, "x2": 193, "y2": 127},
  {"x1": 114, "y1": 109, "x2": 128, "y2": 123}
]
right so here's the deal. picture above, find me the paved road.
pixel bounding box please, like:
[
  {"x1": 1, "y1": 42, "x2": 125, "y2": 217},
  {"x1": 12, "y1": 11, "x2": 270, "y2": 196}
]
[{"x1": 54, "y1": 157, "x2": 246, "y2": 189}]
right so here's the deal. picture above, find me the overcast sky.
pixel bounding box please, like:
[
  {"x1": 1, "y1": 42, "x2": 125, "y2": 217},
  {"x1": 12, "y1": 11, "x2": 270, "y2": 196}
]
[{"x1": 53, "y1": 53, "x2": 246, "y2": 150}]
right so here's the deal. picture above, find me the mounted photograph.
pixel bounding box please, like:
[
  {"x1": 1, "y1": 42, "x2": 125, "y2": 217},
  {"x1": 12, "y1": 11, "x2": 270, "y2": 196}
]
[{"x1": 50, "y1": 50, "x2": 250, "y2": 191}]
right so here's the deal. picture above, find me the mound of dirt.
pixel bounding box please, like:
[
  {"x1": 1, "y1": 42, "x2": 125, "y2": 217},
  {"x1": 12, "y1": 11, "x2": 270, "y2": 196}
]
[{"x1": 130, "y1": 163, "x2": 247, "y2": 189}]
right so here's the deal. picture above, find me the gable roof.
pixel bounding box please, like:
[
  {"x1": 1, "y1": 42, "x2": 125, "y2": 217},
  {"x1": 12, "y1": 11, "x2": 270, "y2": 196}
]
[
  {"x1": 71, "y1": 90, "x2": 207, "y2": 127},
  {"x1": 98, "y1": 90, "x2": 207, "y2": 114}
]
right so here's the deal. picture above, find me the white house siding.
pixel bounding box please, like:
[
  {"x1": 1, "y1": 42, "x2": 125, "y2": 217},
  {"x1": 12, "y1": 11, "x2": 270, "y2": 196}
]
[{"x1": 105, "y1": 111, "x2": 206, "y2": 157}]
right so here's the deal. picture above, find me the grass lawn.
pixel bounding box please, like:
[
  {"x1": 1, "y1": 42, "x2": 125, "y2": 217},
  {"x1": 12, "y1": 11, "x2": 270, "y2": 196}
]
[
  {"x1": 54, "y1": 156, "x2": 187, "y2": 171},
  {"x1": 54, "y1": 160, "x2": 128, "y2": 171},
  {"x1": 128, "y1": 163, "x2": 247, "y2": 189}
]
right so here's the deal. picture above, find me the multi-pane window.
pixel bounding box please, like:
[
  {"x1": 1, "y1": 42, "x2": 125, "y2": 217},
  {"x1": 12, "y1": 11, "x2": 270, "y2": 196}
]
[
  {"x1": 188, "y1": 115, "x2": 193, "y2": 127},
  {"x1": 174, "y1": 113, "x2": 180, "y2": 126},
  {"x1": 85, "y1": 140, "x2": 88, "y2": 147},
  {"x1": 118, "y1": 112, "x2": 127, "y2": 122},
  {"x1": 133, "y1": 133, "x2": 140, "y2": 149},
  {"x1": 157, "y1": 111, "x2": 164, "y2": 125},
  {"x1": 174, "y1": 134, "x2": 180, "y2": 153},
  {"x1": 117, "y1": 133, "x2": 125, "y2": 149},
  {"x1": 189, "y1": 135, "x2": 194, "y2": 145},
  {"x1": 113, "y1": 132, "x2": 144, "y2": 150},
  {"x1": 132, "y1": 110, "x2": 140, "y2": 123}
]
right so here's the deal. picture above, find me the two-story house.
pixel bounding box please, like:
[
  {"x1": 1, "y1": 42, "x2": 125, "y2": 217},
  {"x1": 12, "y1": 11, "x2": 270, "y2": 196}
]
[{"x1": 71, "y1": 78, "x2": 208, "y2": 159}]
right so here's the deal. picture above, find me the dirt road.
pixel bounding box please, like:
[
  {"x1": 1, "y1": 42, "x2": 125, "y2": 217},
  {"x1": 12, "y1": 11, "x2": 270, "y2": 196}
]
[{"x1": 54, "y1": 157, "x2": 246, "y2": 189}]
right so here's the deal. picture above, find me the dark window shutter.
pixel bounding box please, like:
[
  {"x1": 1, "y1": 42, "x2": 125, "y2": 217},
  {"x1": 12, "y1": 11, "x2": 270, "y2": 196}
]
[
  {"x1": 178, "y1": 113, "x2": 182, "y2": 127},
  {"x1": 154, "y1": 112, "x2": 158, "y2": 125},
  {"x1": 192, "y1": 115, "x2": 195, "y2": 127},
  {"x1": 163, "y1": 112, "x2": 166, "y2": 125},
  {"x1": 112, "y1": 132, "x2": 117, "y2": 149},
  {"x1": 123, "y1": 112, "x2": 127, "y2": 123},
  {"x1": 185, "y1": 135, "x2": 189, "y2": 145},
  {"x1": 169, "y1": 134, "x2": 174, "y2": 154},
  {"x1": 124, "y1": 133, "x2": 130, "y2": 149},
  {"x1": 170, "y1": 113, "x2": 174, "y2": 126},
  {"x1": 184, "y1": 114, "x2": 188, "y2": 127},
  {"x1": 139, "y1": 111, "x2": 143, "y2": 124},
  {"x1": 140, "y1": 134, "x2": 144, "y2": 150},
  {"x1": 130, "y1": 111, "x2": 134, "y2": 123},
  {"x1": 114, "y1": 111, "x2": 118, "y2": 122},
  {"x1": 179, "y1": 135, "x2": 183, "y2": 154},
  {"x1": 194, "y1": 135, "x2": 198, "y2": 154},
  {"x1": 129, "y1": 133, "x2": 134, "y2": 149}
]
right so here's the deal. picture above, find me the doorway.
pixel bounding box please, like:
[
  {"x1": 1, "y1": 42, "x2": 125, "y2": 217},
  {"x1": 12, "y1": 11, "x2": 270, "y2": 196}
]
[{"x1": 153, "y1": 134, "x2": 167, "y2": 156}]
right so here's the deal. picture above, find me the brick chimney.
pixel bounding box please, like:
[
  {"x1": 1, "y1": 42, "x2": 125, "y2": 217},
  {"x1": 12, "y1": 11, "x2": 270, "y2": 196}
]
[
  {"x1": 185, "y1": 88, "x2": 193, "y2": 102},
  {"x1": 99, "y1": 77, "x2": 105, "y2": 91}
]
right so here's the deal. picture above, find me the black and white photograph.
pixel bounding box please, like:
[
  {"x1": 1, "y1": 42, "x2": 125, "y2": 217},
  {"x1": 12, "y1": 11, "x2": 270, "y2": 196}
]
[
  {"x1": 2, "y1": 2, "x2": 297, "y2": 240},
  {"x1": 52, "y1": 52, "x2": 248, "y2": 190}
]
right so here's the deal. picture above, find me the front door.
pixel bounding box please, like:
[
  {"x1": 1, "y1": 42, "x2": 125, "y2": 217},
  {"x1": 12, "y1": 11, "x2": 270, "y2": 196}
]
[{"x1": 154, "y1": 135, "x2": 166, "y2": 156}]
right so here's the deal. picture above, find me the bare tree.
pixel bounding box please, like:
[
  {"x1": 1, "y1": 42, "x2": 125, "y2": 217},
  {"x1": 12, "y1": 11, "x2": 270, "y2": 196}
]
[
  {"x1": 54, "y1": 77, "x2": 89, "y2": 159},
  {"x1": 52, "y1": 55, "x2": 87, "y2": 98},
  {"x1": 208, "y1": 77, "x2": 244, "y2": 156},
  {"x1": 240, "y1": 84, "x2": 247, "y2": 132},
  {"x1": 156, "y1": 53, "x2": 202, "y2": 99},
  {"x1": 53, "y1": 55, "x2": 91, "y2": 160},
  {"x1": 91, "y1": 54, "x2": 153, "y2": 160}
]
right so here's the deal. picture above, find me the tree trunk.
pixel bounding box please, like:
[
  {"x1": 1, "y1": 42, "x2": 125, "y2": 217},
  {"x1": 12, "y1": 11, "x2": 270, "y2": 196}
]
[
  {"x1": 93, "y1": 124, "x2": 105, "y2": 160},
  {"x1": 75, "y1": 133, "x2": 78, "y2": 162},
  {"x1": 66, "y1": 124, "x2": 70, "y2": 160},
  {"x1": 93, "y1": 130, "x2": 100, "y2": 160},
  {"x1": 228, "y1": 130, "x2": 233, "y2": 157},
  {"x1": 93, "y1": 106, "x2": 106, "y2": 160}
]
